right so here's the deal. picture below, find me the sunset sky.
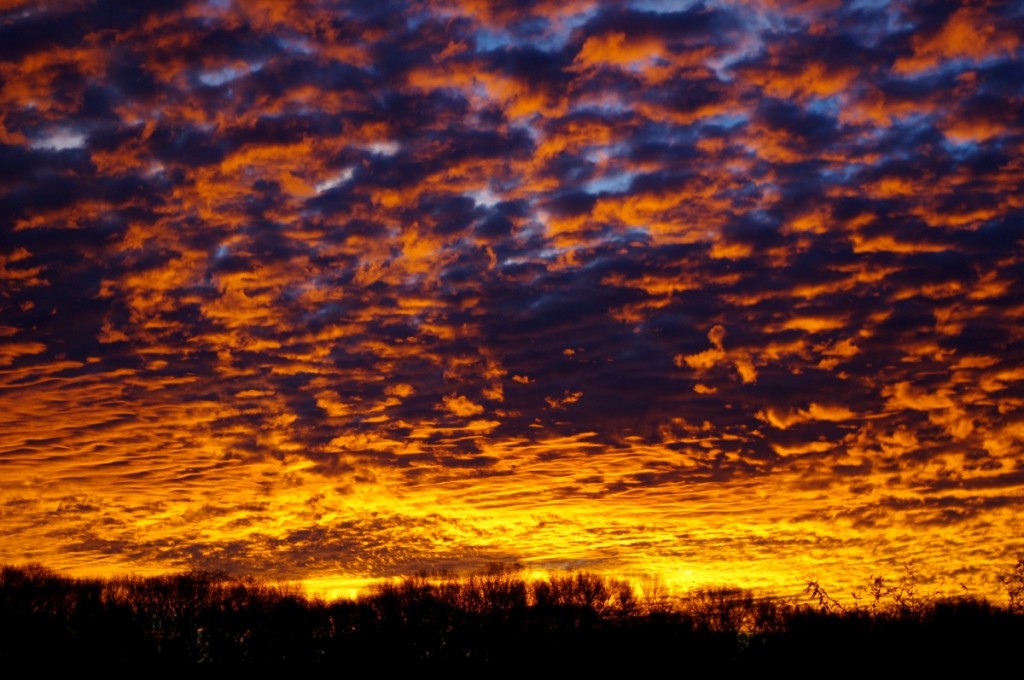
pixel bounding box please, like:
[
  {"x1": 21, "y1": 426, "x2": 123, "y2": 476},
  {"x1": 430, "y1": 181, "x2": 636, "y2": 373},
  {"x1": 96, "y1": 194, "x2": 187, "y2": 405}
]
[{"x1": 1, "y1": 0, "x2": 1022, "y2": 601}]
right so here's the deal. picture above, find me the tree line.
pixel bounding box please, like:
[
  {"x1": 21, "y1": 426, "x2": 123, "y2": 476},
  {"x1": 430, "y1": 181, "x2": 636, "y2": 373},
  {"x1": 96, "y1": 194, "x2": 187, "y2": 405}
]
[{"x1": 2, "y1": 559, "x2": 1022, "y2": 668}]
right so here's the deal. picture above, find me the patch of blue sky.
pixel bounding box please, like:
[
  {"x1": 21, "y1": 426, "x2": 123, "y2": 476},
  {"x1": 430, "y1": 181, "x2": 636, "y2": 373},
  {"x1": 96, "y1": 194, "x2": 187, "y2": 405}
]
[
  {"x1": 821, "y1": 163, "x2": 863, "y2": 185},
  {"x1": 805, "y1": 97, "x2": 842, "y2": 117},
  {"x1": 197, "y1": 62, "x2": 263, "y2": 87},
  {"x1": 940, "y1": 136, "x2": 983, "y2": 161},
  {"x1": 471, "y1": 6, "x2": 603, "y2": 56},
  {"x1": 707, "y1": 38, "x2": 761, "y2": 82},
  {"x1": 547, "y1": 5, "x2": 602, "y2": 46},
  {"x1": 475, "y1": 29, "x2": 517, "y2": 52},
  {"x1": 935, "y1": 55, "x2": 1017, "y2": 78},
  {"x1": 584, "y1": 171, "x2": 640, "y2": 195},
  {"x1": 276, "y1": 36, "x2": 314, "y2": 55},
  {"x1": 512, "y1": 119, "x2": 541, "y2": 145},
  {"x1": 617, "y1": 226, "x2": 652, "y2": 244},
  {"x1": 885, "y1": 112, "x2": 938, "y2": 142},
  {"x1": 534, "y1": 244, "x2": 575, "y2": 264},
  {"x1": 569, "y1": 97, "x2": 635, "y2": 117},
  {"x1": 702, "y1": 112, "x2": 748, "y2": 129},
  {"x1": 404, "y1": 7, "x2": 431, "y2": 32},
  {"x1": 476, "y1": 17, "x2": 568, "y2": 54},
  {"x1": 628, "y1": 0, "x2": 702, "y2": 13}
]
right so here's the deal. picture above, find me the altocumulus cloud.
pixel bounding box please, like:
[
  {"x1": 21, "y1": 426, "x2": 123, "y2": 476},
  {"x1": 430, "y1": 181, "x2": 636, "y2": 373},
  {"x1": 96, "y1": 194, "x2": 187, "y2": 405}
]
[{"x1": 0, "y1": 0, "x2": 1023, "y2": 597}]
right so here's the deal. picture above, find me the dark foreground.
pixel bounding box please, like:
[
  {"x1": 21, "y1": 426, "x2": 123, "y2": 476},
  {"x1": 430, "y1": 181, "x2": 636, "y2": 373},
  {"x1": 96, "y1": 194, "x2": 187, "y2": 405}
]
[{"x1": 2, "y1": 563, "x2": 1022, "y2": 669}]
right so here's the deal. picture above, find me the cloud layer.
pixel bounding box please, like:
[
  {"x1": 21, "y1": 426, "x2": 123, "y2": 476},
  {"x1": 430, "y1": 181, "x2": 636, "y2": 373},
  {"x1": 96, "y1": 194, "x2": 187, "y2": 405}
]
[{"x1": 1, "y1": 0, "x2": 1022, "y2": 597}]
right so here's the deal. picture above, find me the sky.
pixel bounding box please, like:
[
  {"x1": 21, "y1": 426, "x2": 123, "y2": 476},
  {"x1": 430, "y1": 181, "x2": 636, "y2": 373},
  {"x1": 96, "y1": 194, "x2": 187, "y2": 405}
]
[{"x1": 1, "y1": 0, "x2": 1023, "y2": 601}]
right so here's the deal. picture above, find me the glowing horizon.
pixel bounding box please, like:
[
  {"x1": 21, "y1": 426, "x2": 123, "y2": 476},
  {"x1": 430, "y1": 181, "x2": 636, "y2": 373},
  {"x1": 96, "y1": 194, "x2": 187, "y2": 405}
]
[{"x1": 1, "y1": 0, "x2": 1023, "y2": 604}]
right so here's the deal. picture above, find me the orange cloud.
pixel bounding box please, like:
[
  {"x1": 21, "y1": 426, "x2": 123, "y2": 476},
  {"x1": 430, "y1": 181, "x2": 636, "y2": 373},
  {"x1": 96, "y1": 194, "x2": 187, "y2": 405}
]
[
  {"x1": 574, "y1": 32, "x2": 668, "y2": 70},
  {"x1": 895, "y1": 6, "x2": 1020, "y2": 74},
  {"x1": 443, "y1": 394, "x2": 485, "y2": 417},
  {"x1": 677, "y1": 325, "x2": 757, "y2": 384},
  {"x1": 758, "y1": 403, "x2": 856, "y2": 430}
]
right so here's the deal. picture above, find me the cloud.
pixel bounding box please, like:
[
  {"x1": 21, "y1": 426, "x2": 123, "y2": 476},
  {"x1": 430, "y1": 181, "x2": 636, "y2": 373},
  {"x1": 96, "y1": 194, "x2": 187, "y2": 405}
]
[
  {"x1": 443, "y1": 394, "x2": 485, "y2": 417},
  {"x1": 0, "y1": 0, "x2": 1021, "y2": 600},
  {"x1": 676, "y1": 324, "x2": 758, "y2": 384},
  {"x1": 758, "y1": 403, "x2": 857, "y2": 430}
]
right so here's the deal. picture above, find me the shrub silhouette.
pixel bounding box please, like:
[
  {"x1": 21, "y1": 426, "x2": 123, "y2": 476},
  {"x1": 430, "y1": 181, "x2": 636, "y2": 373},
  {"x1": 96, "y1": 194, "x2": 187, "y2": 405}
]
[
  {"x1": 998, "y1": 554, "x2": 1024, "y2": 613},
  {"x1": 685, "y1": 586, "x2": 760, "y2": 634}
]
